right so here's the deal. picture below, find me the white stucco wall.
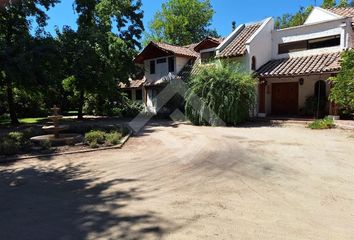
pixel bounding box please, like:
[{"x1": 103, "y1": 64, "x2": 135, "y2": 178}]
[
  {"x1": 176, "y1": 56, "x2": 190, "y2": 74},
  {"x1": 144, "y1": 56, "x2": 172, "y2": 81},
  {"x1": 304, "y1": 7, "x2": 341, "y2": 25},
  {"x1": 247, "y1": 18, "x2": 274, "y2": 71},
  {"x1": 272, "y1": 18, "x2": 352, "y2": 59},
  {"x1": 146, "y1": 88, "x2": 156, "y2": 114},
  {"x1": 144, "y1": 55, "x2": 191, "y2": 82}
]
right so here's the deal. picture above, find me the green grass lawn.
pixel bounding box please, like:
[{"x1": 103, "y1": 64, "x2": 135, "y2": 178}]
[
  {"x1": 19, "y1": 117, "x2": 47, "y2": 124},
  {"x1": 0, "y1": 111, "x2": 79, "y2": 126},
  {"x1": 0, "y1": 115, "x2": 11, "y2": 125},
  {"x1": 0, "y1": 115, "x2": 47, "y2": 126}
]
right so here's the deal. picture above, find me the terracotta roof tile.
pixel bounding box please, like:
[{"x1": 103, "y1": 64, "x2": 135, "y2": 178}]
[
  {"x1": 257, "y1": 52, "x2": 341, "y2": 77},
  {"x1": 134, "y1": 42, "x2": 198, "y2": 64},
  {"x1": 218, "y1": 23, "x2": 261, "y2": 58},
  {"x1": 153, "y1": 42, "x2": 199, "y2": 58},
  {"x1": 118, "y1": 78, "x2": 145, "y2": 89},
  {"x1": 327, "y1": 7, "x2": 354, "y2": 22}
]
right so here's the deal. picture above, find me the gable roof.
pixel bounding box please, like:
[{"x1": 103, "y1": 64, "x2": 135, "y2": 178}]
[
  {"x1": 217, "y1": 23, "x2": 262, "y2": 58},
  {"x1": 193, "y1": 37, "x2": 224, "y2": 52},
  {"x1": 257, "y1": 52, "x2": 341, "y2": 77},
  {"x1": 134, "y1": 42, "x2": 198, "y2": 64},
  {"x1": 327, "y1": 7, "x2": 354, "y2": 22}
]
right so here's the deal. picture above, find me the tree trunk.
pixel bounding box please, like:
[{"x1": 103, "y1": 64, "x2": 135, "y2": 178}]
[
  {"x1": 5, "y1": 77, "x2": 19, "y2": 125},
  {"x1": 77, "y1": 89, "x2": 85, "y2": 120}
]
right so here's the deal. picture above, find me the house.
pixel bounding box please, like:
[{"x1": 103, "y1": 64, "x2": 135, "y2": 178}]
[
  {"x1": 254, "y1": 7, "x2": 353, "y2": 117},
  {"x1": 118, "y1": 78, "x2": 145, "y2": 102},
  {"x1": 120, "y1": 37, "x2": 223, "y2": 114},
  {"x1": 215, "y1": 7, "x2": 354, "y2": 117},
  {"x1": 216, "y1": 18, "x2": 274, "y2": 73},
  {"x1": 122, "y1": 7, "x2": 354, "y2": 117}
]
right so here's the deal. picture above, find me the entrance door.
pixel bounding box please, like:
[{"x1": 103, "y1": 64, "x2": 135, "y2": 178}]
[{"x1": 272, "y1": 82, "x2": 299, "y2": 115}]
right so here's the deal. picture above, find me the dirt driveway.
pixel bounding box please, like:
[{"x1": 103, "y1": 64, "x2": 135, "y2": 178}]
[{"x1": 1, "y1": 122, "x2": 354, "y2": 240}]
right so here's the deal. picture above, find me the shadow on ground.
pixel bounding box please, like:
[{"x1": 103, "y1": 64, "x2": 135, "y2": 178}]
[{"x1": 0, "y1": 164, "x2": 174, "y2": 240}]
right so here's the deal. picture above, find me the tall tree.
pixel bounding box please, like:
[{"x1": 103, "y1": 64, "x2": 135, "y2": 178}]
[
  {"x1": 274, "y1": 0, "x2": 354, "y2": 30},
  {"x1": 0, "y1": 0, "x2": 59, "y2": 124},
  {"x1": 338, "y1": 0, "x2": 349, "y2": 7},
  {"x1": 58, "y1": 0, "x2": 144, "y2": 119},
  {"x1": 322, "y1": 0, "x2": 336, "y2": 8},
  {"x1": 275, "y1": 6, "x2": 313, "y2": 29},
  {"x1": 146, "y1": 0, "x2": 218, "y2": 46}
]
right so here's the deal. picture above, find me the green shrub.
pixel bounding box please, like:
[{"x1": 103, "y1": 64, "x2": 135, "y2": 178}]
[
  {"x1": 303, "y1": 96, "x2": 327, "y2": 118},
  {"x1": 185, "y1": 62, "x2": 256, "y2": 126},
  {"x1": 0, "y1": 132, "x2": 24, "y2": 155},
  {"x1": 85, "y1": 130, "x2": 106, "y2": 146},
  {"x1": 121, "y1": 126, "x2": 131, "y2": 136},
  {"x1": 308, "y1": 117, "x2": 335, "y2": 129},
  {"x1": 22, "y1": 127, "x2": 43, "y2": 139},
  {"x1": 39, "y1": 140, "x2": 52, "y2": 150},
  {"x1": 89, "y1": 140, "x2": 99, "y2": 149},
  {"x1": 329, "y1": 50, "x2": 354, "y2": 115},
  {"x1": 8, "y1": 132, "x2": 24, "y2": 143},
  {"x1": 106, "y1": 131, "x2": 122, "y2": 145},
  {"x1": 120, "y1": 100, "x2": 144, "y2": 118},
  {"x1": 111, "y1": 107, "x2": 123, "y2": 117}
]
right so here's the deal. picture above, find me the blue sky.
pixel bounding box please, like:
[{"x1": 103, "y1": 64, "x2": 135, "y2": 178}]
[{"x1": 45, "y1": 0, "x2": 324, "y2": 37}]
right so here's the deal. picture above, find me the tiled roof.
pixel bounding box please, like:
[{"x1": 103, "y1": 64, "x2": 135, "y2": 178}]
[
  {"x1": 218, "y1": 23, "x2": 261, "y2": 58},
  {"x1": 152, "y1": 42, "x2": 199, "y2": 58},
  {"x1": 327, "y1": 7, "x2": 354, "y2": 22},
  {"x1": 184, "y1": 43, "x2": 199, "y2": 51},
  {"x1": 118, "y1": 78, "x2": 145, "y2": 89},
  {"x1": 257, "y1": 52, "x2": 341, "y2": 77},
  {"x1": 177, "y1": 58, "x2": 200, "y2": 81},
  {"x1": 193, "y1": 37, "x2": 224, "y2": 52},
  {"x1": 134, "y1": 42, "x2": 198, "y2": 64},
  {"x1": 144, "y1": 74, "x2": 178, "y2": 87}
]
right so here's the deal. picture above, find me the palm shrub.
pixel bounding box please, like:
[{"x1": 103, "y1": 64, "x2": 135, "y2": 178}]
[{"x1": 185, "y1": 62, "x2": 257, "y2": 126}]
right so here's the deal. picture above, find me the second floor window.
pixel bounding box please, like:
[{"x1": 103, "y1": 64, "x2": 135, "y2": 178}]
[
  {"x1": 201, "y1": 51, "x2": 216, "y2": 63},
  {"x1": 251, "y1": 56, "x2": 257, "y2": 71},
  {"x1": 150, "y1": 60, "x2": 155, "y2": 74},
  {"x1": 168, "y1": 57, "x2": 175, "y2": 72},
  {"x1": 156, "y1": 58, "x2": 166, "y2": 64},
  {"x1": 278, "y1": 35, "x2": 341, "y2": 54}
]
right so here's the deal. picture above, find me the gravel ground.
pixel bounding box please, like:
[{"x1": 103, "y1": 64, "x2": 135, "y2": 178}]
[{"x1": 0, "y1": 121, "x2": 353, "y2": 240}]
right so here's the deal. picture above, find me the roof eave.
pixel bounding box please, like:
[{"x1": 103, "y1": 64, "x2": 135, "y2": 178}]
[
  {"x1": 258, "y1": 70, "x2": 340, "y2": 78},
  {"x1": 217, "y1": 53, "x2": 245, "y2": 59}
]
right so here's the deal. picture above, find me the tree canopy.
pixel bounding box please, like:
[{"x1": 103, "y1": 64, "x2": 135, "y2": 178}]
[
  {"x1": 275, "y1": 0, "x2": 354, "y2": 29},
  {"x1": 57, "y1": 0, "x2": 144, "y2": 119},
  {"x1": 275, "y1": 6, "x2": 313, "y2": 29},
  {"x1": 329, "y1": 50, "x2": 354, "y2": 115},
  {"x1": 0, "y1": 0, "x2": 145, "y2": 123},
  {"x1": 145, "y1": 0, "x2": 219, "y2": 46},
  {"x1": 0, "y1": 0, "x2": 59, "y2": 124}
]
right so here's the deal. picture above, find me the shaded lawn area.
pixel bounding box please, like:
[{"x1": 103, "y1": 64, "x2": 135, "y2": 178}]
[
  {"x1": 0, "y1": 115, "x2": 78, "y2": 126},
  {"x1": 0, "y1": 114, "x2": 48, "y2": 125}
]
